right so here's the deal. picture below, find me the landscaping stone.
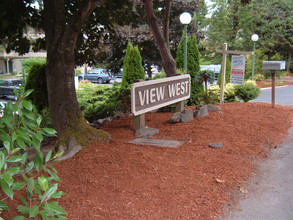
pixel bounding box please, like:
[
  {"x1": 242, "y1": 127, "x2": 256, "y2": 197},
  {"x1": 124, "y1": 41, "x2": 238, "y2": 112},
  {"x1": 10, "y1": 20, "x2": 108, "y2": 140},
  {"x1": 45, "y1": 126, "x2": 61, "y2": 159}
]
[
  {"x1": 129, "y1": 138, "x2": 184, "y2": 148},
  {"x1": 208, "y1": 143, "x2": 223, "y2": 148},
  {"x1": 207, "y1": 105, "x2": 221, "y2": 111},
  {"x1": 194, "y1": 105, "x2": 209, "y2": 118},
  {"x1": 181, "y1": 109, "x2": 194, "y2": 122},
  {"x1": 135, "y1": 127, "x2": 160, "y2": 138},
  {"x1": 170, "y1": 109, "x2": 193, "y2": 124}
]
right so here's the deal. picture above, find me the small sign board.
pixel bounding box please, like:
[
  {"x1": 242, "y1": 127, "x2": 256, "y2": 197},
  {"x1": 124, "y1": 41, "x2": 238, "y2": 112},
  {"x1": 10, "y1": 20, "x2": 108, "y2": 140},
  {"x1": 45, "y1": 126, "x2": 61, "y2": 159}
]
[
  {"x1": 263, "y1": 61, "x2": 286, "y2": 70},
  {"x1": 230, "y1": 55, "x2": 246, "y2": 84},
  {"x1": 131, "y1": 75, "x2": 191, "y2": 116}
]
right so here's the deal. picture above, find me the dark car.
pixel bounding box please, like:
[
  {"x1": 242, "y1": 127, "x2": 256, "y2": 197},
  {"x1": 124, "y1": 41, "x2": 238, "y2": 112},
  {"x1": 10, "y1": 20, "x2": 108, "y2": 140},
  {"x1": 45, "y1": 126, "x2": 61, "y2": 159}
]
[
  {"x1": 0, "y1": 78, "x2": 22, "y2": 100},
  {"x1": 78, "y1": 68, "x2": 113, "y2": 84}
]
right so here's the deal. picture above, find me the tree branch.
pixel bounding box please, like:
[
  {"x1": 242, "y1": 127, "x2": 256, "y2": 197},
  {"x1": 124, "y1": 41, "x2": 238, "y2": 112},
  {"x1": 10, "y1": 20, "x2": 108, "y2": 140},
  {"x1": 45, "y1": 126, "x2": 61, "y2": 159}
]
[{"x1": 163, "y1": 0, "x2": 171, "y2": 45}]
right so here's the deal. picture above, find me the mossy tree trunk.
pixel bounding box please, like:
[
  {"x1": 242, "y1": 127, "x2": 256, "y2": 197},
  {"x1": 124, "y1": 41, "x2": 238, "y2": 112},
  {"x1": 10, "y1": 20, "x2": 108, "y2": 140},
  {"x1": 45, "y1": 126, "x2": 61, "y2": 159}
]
[{"x1": 44, "y1": 0, "x2": 110, "y2": 153}]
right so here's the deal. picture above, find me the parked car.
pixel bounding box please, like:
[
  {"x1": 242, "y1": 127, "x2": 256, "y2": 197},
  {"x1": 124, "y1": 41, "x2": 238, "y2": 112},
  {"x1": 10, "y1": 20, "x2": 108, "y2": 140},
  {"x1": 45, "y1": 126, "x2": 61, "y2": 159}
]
[
  {"x1": 0, "y1": 78, "x2": 22, "y2": 100},
  {"x1": 115, "y1": 68, "x2": 123, "y2": 78},
  {"x1": 78, "y1": 68, "x2": 113, "y2": 84},
  {"x1": 0, "y1": 102, "x2": 4, "y2": 117}
]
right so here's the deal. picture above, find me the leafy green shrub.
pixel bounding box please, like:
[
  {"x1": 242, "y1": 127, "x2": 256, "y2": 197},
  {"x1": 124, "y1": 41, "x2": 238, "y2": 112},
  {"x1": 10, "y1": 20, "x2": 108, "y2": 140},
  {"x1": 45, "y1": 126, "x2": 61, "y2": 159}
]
[
  {"x1": 264, "y1": 82, "x2": 271, "y2": 87},
  {"x1": 277, "y1": 81, "x2": 284, "y2": 86},
  {"x1": 254, "y1": 74, "x2": 265, "y2": 81},
  {"x1": 78, "y1": 80, "x2": 93, "y2": 88},
  {"x1": 189, "y1": 83, "x2": 204, "y2": 105},
  {"x1": 245, "y1": 80, "x2": 257, "y2": 86},
  {"x1": 77, "y1": 83, "x2": 130, "y2": 121},
  {"x1": 207, "y1": 85, "x2": 220, "y2": 102},
  {"x1": 152, "y1": 72, "x2": 166, "y2": 79},
  {"x1": 24, "y1": 63, "x2": 48, "y2": 112},
  {"x1": 22, "y1": 58, "x2": 46, "y2": 75},
  {"x1": 206, "y1": 83, "x2": 236, "y2": 103},
  {"x1": 122, "y1": 42, "x2": 145, "y2": 87},
  {"x1": 235, "y1": 82, "x2": 261, "y2": 102},
  {"x1": 224, "y1": 83, "x2": 236, "y2": 102},
  {"x1": 199, "y1": 90, "x2": 219, "y2": 105},
  {"x1": 0, "y1": 88, "x2": 66, "y2": 219}
]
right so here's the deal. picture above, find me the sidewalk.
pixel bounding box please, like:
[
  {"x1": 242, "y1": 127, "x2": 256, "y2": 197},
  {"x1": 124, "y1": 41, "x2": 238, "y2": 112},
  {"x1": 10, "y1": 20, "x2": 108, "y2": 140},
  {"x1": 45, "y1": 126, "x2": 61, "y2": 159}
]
[{"x1": 221, "y1": 127, "x2": 293, "y2": 220}]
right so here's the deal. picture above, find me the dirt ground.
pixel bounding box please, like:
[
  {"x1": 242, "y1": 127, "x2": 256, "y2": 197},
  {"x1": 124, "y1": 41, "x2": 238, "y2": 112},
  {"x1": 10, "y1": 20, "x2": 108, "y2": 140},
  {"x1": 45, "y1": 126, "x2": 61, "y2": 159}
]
[{"x1": 3, "y1": 103, "x2": 292, "y2": 220}]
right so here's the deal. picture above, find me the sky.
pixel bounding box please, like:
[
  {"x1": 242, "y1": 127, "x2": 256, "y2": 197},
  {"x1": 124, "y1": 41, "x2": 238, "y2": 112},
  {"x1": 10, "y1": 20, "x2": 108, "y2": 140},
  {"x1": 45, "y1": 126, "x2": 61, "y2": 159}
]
[{"x1": 205, "y1": 0, "x2": 215, "y2": 18}]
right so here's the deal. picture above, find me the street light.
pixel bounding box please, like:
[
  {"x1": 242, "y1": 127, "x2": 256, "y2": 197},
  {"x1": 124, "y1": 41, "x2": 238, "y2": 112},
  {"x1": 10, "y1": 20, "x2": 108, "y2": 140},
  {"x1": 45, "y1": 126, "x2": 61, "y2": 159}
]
[
  {"x1": 180, "y1": 12, "x2": 192, "y2": 74},
  {"x1": 251, "y1": 34, "x2": 259, "y2": 80}
]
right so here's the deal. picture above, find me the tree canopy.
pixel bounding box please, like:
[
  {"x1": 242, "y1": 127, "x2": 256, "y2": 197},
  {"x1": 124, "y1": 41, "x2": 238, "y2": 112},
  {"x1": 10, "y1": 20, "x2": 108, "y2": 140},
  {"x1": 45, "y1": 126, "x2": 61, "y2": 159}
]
[{"x1": 204, "y1": 0, "x2": 292, "y2": 66}]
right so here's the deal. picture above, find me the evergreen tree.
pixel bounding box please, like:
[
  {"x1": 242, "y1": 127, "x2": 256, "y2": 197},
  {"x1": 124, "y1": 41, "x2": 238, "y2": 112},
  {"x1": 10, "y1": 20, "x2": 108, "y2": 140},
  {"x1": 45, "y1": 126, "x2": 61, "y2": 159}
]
[
  {"x1": 122, "y1": 42, "x2": 145, "y2": 87},
  {"x1": 24, "y1": 62, "x2": 48, "y2": 112},
  {"x1": 176, "y1": 35, "x2": 203, "y2": 105}
]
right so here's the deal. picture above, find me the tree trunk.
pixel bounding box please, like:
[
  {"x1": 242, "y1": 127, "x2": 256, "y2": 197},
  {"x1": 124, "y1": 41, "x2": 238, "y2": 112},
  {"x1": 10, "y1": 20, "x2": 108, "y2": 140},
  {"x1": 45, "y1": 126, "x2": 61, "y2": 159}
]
[
  {"x1": 43, "y1": 0, "x2": 110, "y2": 153},
  {"x1": 143, "y1": 0, "x2": 177, "y2": 77},
  {"x1": 287, "y1": 51, "x2": 292, "y2": 72}
]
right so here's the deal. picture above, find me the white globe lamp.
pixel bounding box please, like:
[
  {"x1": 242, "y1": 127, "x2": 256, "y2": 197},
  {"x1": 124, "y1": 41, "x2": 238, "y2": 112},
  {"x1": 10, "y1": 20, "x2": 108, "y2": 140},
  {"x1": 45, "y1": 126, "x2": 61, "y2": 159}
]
[{"x1": 179, "y1": 12, "x2": 192, "y2": 25}]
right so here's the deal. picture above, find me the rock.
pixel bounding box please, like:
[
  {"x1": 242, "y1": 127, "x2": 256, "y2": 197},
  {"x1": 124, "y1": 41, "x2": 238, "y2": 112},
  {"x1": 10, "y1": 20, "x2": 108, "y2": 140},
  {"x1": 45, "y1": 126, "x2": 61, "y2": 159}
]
[
  {"x1": 208, "y1": 143, "x2": 223, "y2": 148},
  {"x1": 207, "y1": 105, "x2": 221, "y2": 111},
  {"x1": 135, "y1": 127, "x2": 160, "y2": 138},
  {"x1": 112, "y1": 112, "x2": 124, "y2": 120},
  {"x1": 170, "y1": 112, "x2": 182, "y2": 124},
  {"x1": 170, "y1": 109, "x2": 193, "y2": 124},
  {"x1": 97, "y1": 119, "x2": 104, "y2": 124},
  {"x1": 56, "y1": 137, "x2": 82, "y2": 161},
  {"x1": 181, "y1": 109, "x2": 194, "y2": 122},
  {"x1": 194, "y1": 105, "x2": 208, "y2": 118}
]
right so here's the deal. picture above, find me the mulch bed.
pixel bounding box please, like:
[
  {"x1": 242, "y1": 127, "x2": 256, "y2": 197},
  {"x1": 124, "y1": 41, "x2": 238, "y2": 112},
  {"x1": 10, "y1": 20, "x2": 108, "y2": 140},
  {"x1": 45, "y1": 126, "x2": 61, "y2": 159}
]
[
  {"x1": 3, "y1": 103, "x2": 292, "y2": 219},
  {"x1": 256, "y1": 73, "x2": 293, "y2": 88}
]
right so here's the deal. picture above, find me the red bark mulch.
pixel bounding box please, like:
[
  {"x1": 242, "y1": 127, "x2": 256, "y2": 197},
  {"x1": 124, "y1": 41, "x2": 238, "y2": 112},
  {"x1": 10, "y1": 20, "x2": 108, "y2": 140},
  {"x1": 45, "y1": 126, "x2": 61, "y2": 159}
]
[
  {"x1": 256, "y1": 73, "x2": 293, "y2": 88},
  {"x1": 2, "y1": 103, "x2": 293, "y2": 219}
]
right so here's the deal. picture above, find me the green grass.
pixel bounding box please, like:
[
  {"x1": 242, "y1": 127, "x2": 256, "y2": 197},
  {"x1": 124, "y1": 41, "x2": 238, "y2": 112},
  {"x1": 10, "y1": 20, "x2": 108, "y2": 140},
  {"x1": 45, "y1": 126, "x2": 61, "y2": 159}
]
[{"x1": 0, "y1": 74, "x2": 21, "y2": 79}]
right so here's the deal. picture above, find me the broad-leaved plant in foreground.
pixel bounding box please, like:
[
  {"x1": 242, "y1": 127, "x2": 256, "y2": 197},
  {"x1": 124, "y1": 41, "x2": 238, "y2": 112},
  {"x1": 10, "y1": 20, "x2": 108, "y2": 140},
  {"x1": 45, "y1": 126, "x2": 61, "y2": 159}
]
[{"x1": 0, "y1": 88, "x2": 66, "y2": 219}]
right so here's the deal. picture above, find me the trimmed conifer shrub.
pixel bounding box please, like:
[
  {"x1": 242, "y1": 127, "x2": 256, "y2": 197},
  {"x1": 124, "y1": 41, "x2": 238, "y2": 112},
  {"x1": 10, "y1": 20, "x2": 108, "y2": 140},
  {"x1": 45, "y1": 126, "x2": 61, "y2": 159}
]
[
  {"x1": 24, "y1": 62, "x2": 48, "y2": 112},
  {"x1": 176, "y1": 35, "x2": 202, "y2": 105},
  {"x1": 122, "y1": 42, "x2": 145, "y2": 87}
]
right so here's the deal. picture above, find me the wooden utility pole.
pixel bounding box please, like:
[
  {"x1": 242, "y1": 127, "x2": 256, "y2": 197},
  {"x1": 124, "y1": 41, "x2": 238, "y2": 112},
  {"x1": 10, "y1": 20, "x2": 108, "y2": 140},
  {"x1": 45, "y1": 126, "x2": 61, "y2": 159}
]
[
  {"x1": 271, "y1": 70, "x2": 276, "y2": 108},
  {"x1": 217, "y1": 43, "x2": 253, "y2": 104}
]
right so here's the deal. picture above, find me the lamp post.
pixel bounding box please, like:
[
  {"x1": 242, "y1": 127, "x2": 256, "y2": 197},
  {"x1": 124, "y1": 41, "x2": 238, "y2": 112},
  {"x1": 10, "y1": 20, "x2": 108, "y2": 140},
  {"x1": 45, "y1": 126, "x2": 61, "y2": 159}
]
[
  {"x1": 251, "y1": 34, "x2": 259, "y2": 80},
  {"x1": 180, "y1": 12, "x2": 192, "y2": 74}
]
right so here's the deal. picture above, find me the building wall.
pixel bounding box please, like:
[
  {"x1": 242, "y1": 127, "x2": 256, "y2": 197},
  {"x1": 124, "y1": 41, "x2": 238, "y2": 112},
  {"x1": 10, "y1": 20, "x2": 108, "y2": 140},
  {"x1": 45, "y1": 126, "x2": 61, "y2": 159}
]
[
  {"x1": 0, "y1": 51, "x2": 46, "y2": 74},
  {"x1": 0, "y1": 60, "x2": 5, "y2": 74}
]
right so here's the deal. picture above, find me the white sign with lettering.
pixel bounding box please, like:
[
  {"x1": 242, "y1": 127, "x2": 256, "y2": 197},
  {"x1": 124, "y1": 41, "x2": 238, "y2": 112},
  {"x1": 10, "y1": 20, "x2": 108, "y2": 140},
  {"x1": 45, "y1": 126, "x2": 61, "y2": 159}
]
[
  {"x1": 230, "y1": 55, "x2": 246, "y2": 84},
  {"x1": 131, "y1": 75, "x2": 191, "y2": 116}
]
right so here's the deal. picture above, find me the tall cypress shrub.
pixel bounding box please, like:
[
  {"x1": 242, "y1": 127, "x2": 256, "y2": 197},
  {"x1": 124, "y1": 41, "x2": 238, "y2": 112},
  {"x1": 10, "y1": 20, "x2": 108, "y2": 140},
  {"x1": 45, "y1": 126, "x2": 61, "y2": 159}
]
[
  {"x1": 24, "y1": 63, "x2": 48, "y2": 111},
  {"x1": 176, "y1": 35, "x2": 202, "y2": 105},
  {"x1": 122, "y1": 42, "x2": 145, "y2": 87}
]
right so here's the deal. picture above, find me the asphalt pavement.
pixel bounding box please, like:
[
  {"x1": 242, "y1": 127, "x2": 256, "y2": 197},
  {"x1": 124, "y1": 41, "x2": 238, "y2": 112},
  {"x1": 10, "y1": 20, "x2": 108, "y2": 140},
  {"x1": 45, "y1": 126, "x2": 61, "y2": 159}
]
[
  {"x1": 252, "y1": 85, "x2": 293, "y2": 106},
  {"x1": 221, "y1": 85, "x2": 293, "y2": 220}
]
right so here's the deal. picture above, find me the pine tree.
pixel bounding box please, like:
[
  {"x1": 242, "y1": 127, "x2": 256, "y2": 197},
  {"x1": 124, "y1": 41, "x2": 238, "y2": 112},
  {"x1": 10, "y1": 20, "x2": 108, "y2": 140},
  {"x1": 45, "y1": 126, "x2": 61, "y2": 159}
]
[{"x1": 122, "y1": 42, "x2": 145, "y2": 87}]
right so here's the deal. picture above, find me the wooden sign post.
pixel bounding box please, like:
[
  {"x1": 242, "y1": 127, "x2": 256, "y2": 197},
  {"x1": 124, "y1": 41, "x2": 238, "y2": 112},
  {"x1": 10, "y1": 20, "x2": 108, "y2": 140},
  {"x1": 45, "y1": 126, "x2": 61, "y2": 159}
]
[
  {"x1": 262, "y1": 61, "x2": 286, "y2": 108},
  {"x1": 217, "y1": 43, "x2": 253, "y2": 104}
]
